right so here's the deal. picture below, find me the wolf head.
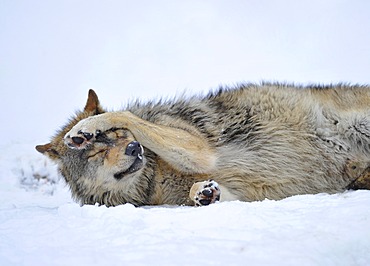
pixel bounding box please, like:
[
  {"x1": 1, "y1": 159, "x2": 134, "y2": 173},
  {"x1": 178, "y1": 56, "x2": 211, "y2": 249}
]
[{"x1": 36, "y1": 90, "x2": 151, "y2": 207}]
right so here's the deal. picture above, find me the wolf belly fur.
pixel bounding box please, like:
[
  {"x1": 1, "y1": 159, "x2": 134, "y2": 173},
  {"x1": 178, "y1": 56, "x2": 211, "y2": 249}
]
[{"x1": 36, "y1": 83, "x2": 370, "y2": 206}]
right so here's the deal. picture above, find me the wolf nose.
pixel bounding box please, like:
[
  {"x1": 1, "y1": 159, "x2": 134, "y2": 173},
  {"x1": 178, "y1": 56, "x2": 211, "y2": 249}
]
[{"x1": 125, "y1": 141, "x2": 142, "y2": 157}]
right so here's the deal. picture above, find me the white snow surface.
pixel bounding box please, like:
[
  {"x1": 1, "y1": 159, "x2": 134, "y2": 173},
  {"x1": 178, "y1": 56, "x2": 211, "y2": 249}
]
[{"x1": 1, "y1": 143, "x2": 369, "y2": 266}]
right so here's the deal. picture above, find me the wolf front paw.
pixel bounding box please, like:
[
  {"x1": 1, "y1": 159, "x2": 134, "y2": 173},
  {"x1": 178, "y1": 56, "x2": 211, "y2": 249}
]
[
  {"x1": 190, "y1": 180, "x2": 221, "y2": 206},
  {"x1": 64, "y1": 129, "x2": 99, "y2": 149},
  {"x1": 64, "y1": 116, "x2": 107, "y2": 149}
]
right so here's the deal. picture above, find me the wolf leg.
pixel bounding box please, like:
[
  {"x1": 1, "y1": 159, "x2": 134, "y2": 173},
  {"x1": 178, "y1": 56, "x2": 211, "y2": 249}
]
[
  {"x1": 64, "y1": 111, "x2": 216, "y2": 174},
  {"x1": 346, "y1": 159, "x2": 370, "y2": 190},
  {"x1": 350, "y1": 169, "x2": 370, "y2": 189}
]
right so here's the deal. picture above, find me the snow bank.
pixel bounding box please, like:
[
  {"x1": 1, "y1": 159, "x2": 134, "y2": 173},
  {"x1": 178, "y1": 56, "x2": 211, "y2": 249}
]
[{"x1": 0, "y1": 143, "x2": 369, "y2": 266}]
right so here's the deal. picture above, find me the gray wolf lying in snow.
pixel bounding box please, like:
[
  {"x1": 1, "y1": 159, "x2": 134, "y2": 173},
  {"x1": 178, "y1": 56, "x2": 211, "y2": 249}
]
[{"x1": 36, "y1": 83, "x2": 370, "y2": 206}]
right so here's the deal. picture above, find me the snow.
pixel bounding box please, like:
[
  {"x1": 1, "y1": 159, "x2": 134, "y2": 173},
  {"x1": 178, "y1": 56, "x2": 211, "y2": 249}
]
[
  {"x1": 1, "y1": 143, "x2": 370, "y2": 266},
  {"x1": 1, "y1": 1, "x2": 370, "y2": 265}
]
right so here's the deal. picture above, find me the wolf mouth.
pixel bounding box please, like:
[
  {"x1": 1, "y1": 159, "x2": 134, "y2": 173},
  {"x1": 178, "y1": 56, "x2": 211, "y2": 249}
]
[{"x1": 113, "y1": 156, "x2": 143, "y2": 180}]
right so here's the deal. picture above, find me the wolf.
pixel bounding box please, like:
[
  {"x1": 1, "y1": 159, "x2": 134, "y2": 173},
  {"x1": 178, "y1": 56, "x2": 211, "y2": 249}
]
[{"x1": 36, "y1": 83, "x2": 370, "y2": 207}]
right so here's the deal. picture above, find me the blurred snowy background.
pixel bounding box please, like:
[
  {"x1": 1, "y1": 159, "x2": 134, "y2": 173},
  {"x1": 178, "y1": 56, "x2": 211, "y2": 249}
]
[
  {"x1": 1, "y1": 0, "x2": 369, "y2": 145},
  {"x1": 0, "y1": 1, "x2": 370, "y2": 265}
]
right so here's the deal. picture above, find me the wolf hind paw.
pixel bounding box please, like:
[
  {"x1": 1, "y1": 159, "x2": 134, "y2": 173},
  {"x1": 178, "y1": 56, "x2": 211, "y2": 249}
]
[{"x1": 190, "y1": 180, "x2": 221, "y2": 206}]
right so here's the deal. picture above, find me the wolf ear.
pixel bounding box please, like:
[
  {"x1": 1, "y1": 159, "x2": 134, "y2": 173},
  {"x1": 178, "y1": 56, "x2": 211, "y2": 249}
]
[
  {"x1": 35, "y1": 143, "x2": 52, "y2": 154},
  {"x1": 84, "y1": 89, "x2": 104, "y2": 114},
  {"x1": 35, "y1": 143, "x2": 60, "y2": 159}
]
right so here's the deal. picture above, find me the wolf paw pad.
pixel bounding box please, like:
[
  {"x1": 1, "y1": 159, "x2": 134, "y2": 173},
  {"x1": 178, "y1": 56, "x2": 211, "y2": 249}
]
[{"x1": 190, "y1": 180, "x2": 221, "y2": 206}]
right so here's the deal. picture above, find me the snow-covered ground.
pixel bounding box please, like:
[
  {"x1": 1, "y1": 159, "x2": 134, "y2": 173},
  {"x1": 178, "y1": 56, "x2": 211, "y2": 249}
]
[
  {"x1": 1, "y1": 143, "x2": 370, "y2": 266},
  {"x1": 1, "y1": 1, "x2": 370, "y2": 265}
]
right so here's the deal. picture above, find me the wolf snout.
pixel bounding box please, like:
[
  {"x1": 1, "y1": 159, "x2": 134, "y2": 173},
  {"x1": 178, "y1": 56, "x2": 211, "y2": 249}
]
[{"x1": 125, "y1": 141, "x2": 143, "y2": 157}]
